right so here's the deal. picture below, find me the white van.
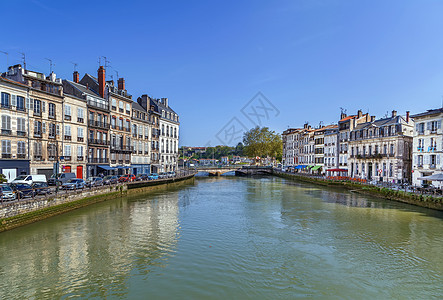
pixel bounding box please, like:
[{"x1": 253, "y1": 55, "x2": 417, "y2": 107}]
[{"x1": 12, "y1": 174, "x2": 47, "y2": 185}]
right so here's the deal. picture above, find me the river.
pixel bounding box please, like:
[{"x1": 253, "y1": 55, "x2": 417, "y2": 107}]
[{"x1": 1, "y1": 176, "x2": 443, "y2": 299}]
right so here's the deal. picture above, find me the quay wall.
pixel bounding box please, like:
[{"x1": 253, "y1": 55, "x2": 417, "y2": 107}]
[
  {"x1": 0, "y1": 174, "x2": 195, "y2": 233},
  {"x1": 273, "y1": 170, "x2": 443, "y2": 211}
]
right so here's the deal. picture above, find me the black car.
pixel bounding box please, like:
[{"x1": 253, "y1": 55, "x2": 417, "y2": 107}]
[
  {"x1": 9, "y1": 183, "x2": 35, "y2": 198},
  {"x1": 103, "y1": 175, "x2": 118, "y2": 185},
  {"x1": 135, "y1": 174, "x2": 148, "y2": 181},
  {"x1": 32, "y1": 182, "x2": 52, "y2": 195}
]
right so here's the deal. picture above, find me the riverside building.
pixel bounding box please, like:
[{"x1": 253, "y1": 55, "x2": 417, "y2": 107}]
[
  {"x1": 348, "y1": 110, "x2": 413, "y2": 183},
  {"x1": 411, "y1": 108, "x2": 443, "y2": 187}
]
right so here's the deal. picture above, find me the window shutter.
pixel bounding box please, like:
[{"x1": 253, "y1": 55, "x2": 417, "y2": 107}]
[
  {"x1": 42, "y1": 122, "x2": 46, "y2": 133},
  {"x1": 56, "y1": 124, "x2": 60, "y2": 136},
  {"x1": 11, "y1": 95, "x2": 16, "y2": 107},
  {"x1": 427, "y1": 122, "x2": 431, "y2": 130},
  {"x1": 42, "y1": 101, "x2": 46, "y2": 112},
  {"x1": 437, "y1": 154, "x2": 441, "y2": 166},
  {"x1": 438, "y1": 120, "x2": 442, "y2": 129},
  {"x1": 425, "y1": 155, "x2": 430, "y2": 165}
]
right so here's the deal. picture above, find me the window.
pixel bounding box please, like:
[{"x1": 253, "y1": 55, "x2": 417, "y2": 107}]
[
  {"x1": 33, "y1": 142, "x2": 42, "y2": 159},
  {"x1": 427, "y1": 120, "x2": 441, "y2": 132},
  {"x1": 1, "y1": 93, "x2": 10, "y2": 108},
  {"x1": 16, "y1": 96, "x2": 25, "y2": 111},
  {"x1": 416, "y1": 122, "x2": 425, "y2": 134},
  {"x1": 1, "y1": 140, "x2": 11, "y2": 158},
  {"x1": 77, "y1": 145, "x2": 84, "y2": 158},
  {"x1": 17, "y1": 118, "x2": 26, "y2": 135},
  {"x1": 390, "y1": 144, "x2": 394, "y2": 155},
  {"x1": 34, "y1": 99, "x2": 42, "y2": 115},
  {"x1": 126, "y1": 103, "x2": 130, "y2": 114},
  {"x1": 389, "y1": 163, "x2": 393, "y2": 177},
  {"x1": 112, "y1": 99, "x2": 117, "y2": 110},
  {"x1": 384, "y1": 144, "x2": 387, "y2": 154},
  {"x1": 17, "y1": 141, "x2": 26, "y2": 158},
  {"x1": 48, "y1": 144, "x2": 56, "y2": 160},
  {"x1": 64, "y1": 104, "x2": 71, "y2": 120},
  {"x1": 126, "y1": 120, "x2": 130, "y2": 131},
  {"x1": 78, "y1": 127, "x2": 84, "y2": 138},
  {"x1": 64, "y1": 145, "x2": 71, "y2": 156},
  {"x1": 418, "y1": 155, "x2": 423, "y2": 166},
  {"x1": 1, "y1": 115, "x2": 11, "y2": 135},
  {"x1": 64, "y1": 125, "x2": 71, "y2": 140},
  {"x1": 34, "y1": 121, "x2": 42, "y2": 136},
  {"x1": 118, "y1": 118, "x2": 123, "y2": 129},
  {"x1": 111, "y1": 117, "x2": 116, "y2": 128},
  {"x1": 48, "y1": 103, "x2": 56, "y2": 118},
  {"x1": 49, "y1": 123, "x2": 56, "y2": 138},
  {"x1": 77, "y1": 107, "x2": 84, "y2": 122},
  {"x1": 119, "y1": 101, "x2": 124, "y2": 112},
  {"x1": 162, "y1": 125, "x2": 165, "y2": 135}
]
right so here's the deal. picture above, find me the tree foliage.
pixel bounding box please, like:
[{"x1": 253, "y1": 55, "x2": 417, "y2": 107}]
[
  {"x1": 243, "y1": 126, "x2": 282, "y2": 160},
  {"x1": 180, "y1": 143, "x2": 245, "y2": 160}
]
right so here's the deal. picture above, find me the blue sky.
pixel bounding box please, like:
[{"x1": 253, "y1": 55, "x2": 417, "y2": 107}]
[{"x1": 2, "y1": 0, "x2": 443, "y2": 146}]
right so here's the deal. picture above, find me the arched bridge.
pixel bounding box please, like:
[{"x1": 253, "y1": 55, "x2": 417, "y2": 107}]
[{"x1": 195, "y1": 166, "x2": 274, "y2": 176}]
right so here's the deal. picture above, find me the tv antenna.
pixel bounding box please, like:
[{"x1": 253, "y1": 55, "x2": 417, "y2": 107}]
[
  {"x1": 102, "y1": 56, "x2": 110, "y2": 69},
  {"x1": 114, "y1": 69, "x2": 119, "y2": 80},
  {"x1": 19, "y1": 52, "x2": 26, "y2": 69},
  {"x1": 70, "y1": 61, "x2": 78, "y2": 72},
  {"x1": 0, "y1": 51, "x2": 8, "y2": 67},
  {"x1": 45, "y1": 58, "x2": 55, "y2": 73}
]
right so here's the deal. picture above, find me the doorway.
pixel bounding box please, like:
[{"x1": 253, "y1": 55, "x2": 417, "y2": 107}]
[{"x1": 77, "y1": 166, "x2": 83, "y2": 179}]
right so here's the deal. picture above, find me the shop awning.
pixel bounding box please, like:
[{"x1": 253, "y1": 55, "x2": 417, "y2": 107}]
[
  {"x1": 326, "y1": 168, "x2": 348, "y2": 172},
  {"x1": 307, "y1": 165, "x2": 314, "y2": 169},
  {"x1": 295, "y1": 165, "x2": 307, "y2": 169},
  {"x1": 418, "y1": 173, "x2": 443, "y2": 181},
  {"x1": 311, "y1": 165, "x2": 322, "y2": 171},
  {"x1": 98, "y1": 165, "x2": 114, "y2": 170}
]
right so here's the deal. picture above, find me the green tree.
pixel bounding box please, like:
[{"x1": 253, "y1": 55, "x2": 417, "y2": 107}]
[{"x1": 243, "y1": 126, "x2": 282, "y2": 161}]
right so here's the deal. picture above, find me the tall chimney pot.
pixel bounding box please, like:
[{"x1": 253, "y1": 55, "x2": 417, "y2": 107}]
[
  {"x1": 357, "y1": 110, "x2": 362, "y2": 118},
  {"x1": 73, "y1": 71, "x2": 79, "y2": 83},
  {"x1": 98, "y1": 66, "x2": 105, "y2": 98},
  {"x1": 392, "y1": 110, "x2": 397, "y2": 117},
  {"x1": 406, "y1": 111, "x2": 410, "y2": 122},
  {"x1": 118, "y1": 78, "x2": 125, "y2": 91}
]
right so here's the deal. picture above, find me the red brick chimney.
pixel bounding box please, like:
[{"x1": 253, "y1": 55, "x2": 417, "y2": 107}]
[
  {"x1": 73, "y1": 71, "x2": 79, "y2": 83},
  {"x1": 98, "y1": 66, "x2": 105, "y2": 98},
  {"x1": 406, "y1": 111, "x2": 410, "y2": 123},
  {"x1": 118, "y1": 78, "x2": 125, "y2": 91}
]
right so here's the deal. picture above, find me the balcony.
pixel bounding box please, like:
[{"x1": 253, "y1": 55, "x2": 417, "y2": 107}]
[
  {"x1": 48, "y1": 156, "x2": 56, "y2": 161},
  {"x1": 1, "y1": 153, "x2": 11, "y2": 158},
  {"x1": 49, "y1": 134, "x2": 56, "y2": 139},
  {"x1": 64, "y1": 135, "x2": 72, "y2": 141},
  {"x1": 428, "y1": 147, "x2": 437, "y2": 152},
  {"x1": 1, "y1": 129, "x2": 11, "y2": 135},
  {"x1": 77, "y1": 137, "x2": 84, "y2": 142},
  {"x1": 111, "y1": 159, "x2": 116, "y2": 164},
  {"x1": 34, "y1": 155, "x2": 43, "y2": 161},
  {"x1": 417, "y1": 147, "x2": 424, "y2": 152},
  {"x1": 88, "y1": 139, "x2": 110, "y2": 146},
  {"x1": 48, "y1": 113, "x2": 56, "y2": 119},
  {"x1": 17, "y1": 154, "x2": 26, "y2": 159},
  {"x1": 16, "y1": 131, "x2": 26, "y2": 137},
  {"x1": 77, "y1": 156, "x2": 84, "y2": 161},
  {"x1": 118, "y1": 159, "x2": 123, "y2": 164},
  {"x1": 77, "y1": 117, "x2": 84, "y2": 123},
  {"x1": 63, "y1": 156, "x2": 72, "y2": 161},
  {"x1": 88, "y1": 99, "x2": 109, "y2": 111},
  {"x1": 88, "y1": 158, "x2": 109, "y2": 164},
  {"x1": 88, "y1": 120, "x2": 109, "y2": 130},
  {"x1": 430, "y1": 164, "x2": 436, "y2": 169},
  {"x1": 34, "y1": 132, "x2": 42, "y2": 138},
  {"x1": 125, "y1": 160, "x2": 130, "y2": 164},
  {"x1": 64, "y1": 115, "x2": 71, "y2": 121}
]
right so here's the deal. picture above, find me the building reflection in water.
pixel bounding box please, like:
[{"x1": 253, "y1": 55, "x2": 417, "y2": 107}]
[{"x1": 0, "y1": 191, "x2": 180, "y2": 299}]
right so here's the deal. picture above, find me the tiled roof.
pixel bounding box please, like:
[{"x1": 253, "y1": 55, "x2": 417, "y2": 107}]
[{"x1": 339, "y1": 115, "x2": 357, "y2": 122}]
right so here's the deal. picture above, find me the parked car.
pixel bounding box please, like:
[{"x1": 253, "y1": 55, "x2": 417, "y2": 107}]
[
  {"x1": 32, "y1": 182, "x2": 52, "y2": 195},
  {"x1": 48, "y1": 173, "x2": 76, "y2": 186},
  {"x1": 12, "y1": 174, "x2": 47, "y2": 185},
  {"x1": 158, "y1": 172, "x2": 168, "y2": 179},
  {"x1": 61, "y1": 179, "x2": 86, "y2": 190},
  {"x1": 118, "y1": 174, "x2": 136, "y2": 183},
  {"x1": 135, "y1": 174, "x2": 148, "y2": 181},
  {"x1": 85, "y1": 177, "x2": 104, "y2": 188},
  {"x1": 148, "y1": 173, "x2": 159, "y2": 180},
  {"x1": 0, "y1": 184, "x2": 16, "y2": 201},
  {"x1": 167, "y1": 171, "x2": 176, "y2": 178},
  {"x1": 103, "y1": 175, "x2": 119, "y2": 185},
  {"x1": 9, "y1": 183, "x2": 35, "y2": 198}
]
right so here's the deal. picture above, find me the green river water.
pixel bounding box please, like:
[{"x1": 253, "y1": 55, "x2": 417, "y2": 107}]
[{"x1": 1, "y1": 176, "x2": 443, "y2": 299}]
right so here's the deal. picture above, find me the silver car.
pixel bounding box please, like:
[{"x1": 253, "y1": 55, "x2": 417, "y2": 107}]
[{"x1": 0, "y1": 184, "x2": 16, "y2": 201}]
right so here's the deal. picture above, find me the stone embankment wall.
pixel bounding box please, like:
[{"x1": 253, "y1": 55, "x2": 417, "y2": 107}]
[
  {"x1": 274, "y1": 170, "x2": 443, "y2": 211},
  {"x1": 0, "y1": 174, "x2": 195, "y2": 233}
]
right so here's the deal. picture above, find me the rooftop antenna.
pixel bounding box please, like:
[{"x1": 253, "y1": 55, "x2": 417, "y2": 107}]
[
  {"x1": 114, "y1": 69, "x2": 119, "y2": 80},
  {"x1": 19, "y1": 52, "x2": 26, "y2": 69},
  {"x1": 70, "y1": 61, "x2": 78, "y2": 72},
  {"x1": 98, "y1": 56, "x2": 101, "y2": 67},
  {"x1": 45, "y1": 58, "x2": 55, "y2": 73},
  {"x1": 102, "y1": 56, "x2": 110, "y2": 69},
  {"x1": 0, "y1": 51, "x2": 9, "y2": 67}
]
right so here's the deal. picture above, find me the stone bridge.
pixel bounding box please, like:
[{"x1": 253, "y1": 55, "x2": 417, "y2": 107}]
[{"x1": 196, "y1": 166, "x2": 274, "y2": 176}]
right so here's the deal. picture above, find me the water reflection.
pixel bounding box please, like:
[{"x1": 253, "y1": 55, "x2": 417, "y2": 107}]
[{"x1": 0, "y1": 192, "x2": 180, "y2": 299}]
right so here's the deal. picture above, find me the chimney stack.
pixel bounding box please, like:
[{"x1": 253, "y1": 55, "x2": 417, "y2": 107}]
[
  {"x1": 73, "y1": 71, "x2": 79, "y2": 83},
  {"x1": 340, "y1": 112, "x2": 347, "y2": 120},
  {"x1": 98, "y1": 66, "x2": 105, "y2": 98},
  {"x1": 406, "y1": 111, "x2": 410, "y2": 123},
  {"x1": 118, "y1": 78, "x2": 125, "y2": 91},
  {"x1": 392, "y1": 110, "x2": 397, "y2": 117},
  {"x1": 371, "y1": 116, "x2": 376, "y2": 122},
  {"x1": 357, "y1": 110, "x2": 362, "y2": 118},
  {"x1": 161, "y1": 97, "x2": 168, "y2": 107}
]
